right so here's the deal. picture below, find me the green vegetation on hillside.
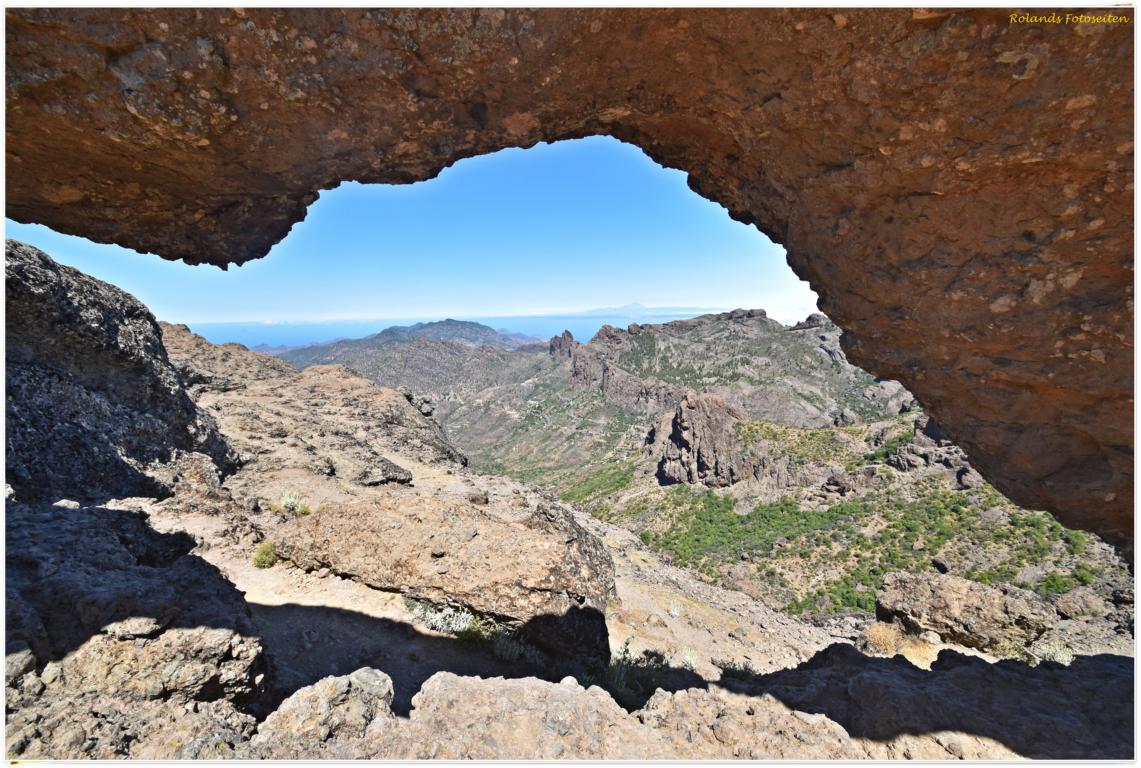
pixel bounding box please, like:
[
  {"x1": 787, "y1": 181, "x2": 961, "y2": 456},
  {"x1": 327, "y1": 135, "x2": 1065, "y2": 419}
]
[
  {"x1": 859, "y1": 432, "x2": 912, "y2": 464},
  {"x1": 632, "y1": 479, "x2": 1118, "y2": 614},
  {"x1": 736, "y1": 420, "x2": 850, "y2": 464},
  {"x1": 560, "y1": 459, "x2": 638, "y2": 506}
]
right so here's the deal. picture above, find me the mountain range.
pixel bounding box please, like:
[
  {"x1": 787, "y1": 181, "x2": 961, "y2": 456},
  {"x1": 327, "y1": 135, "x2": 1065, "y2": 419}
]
[{"x1": 278, "y1": 313, "x2": 1130, "y2": 617}]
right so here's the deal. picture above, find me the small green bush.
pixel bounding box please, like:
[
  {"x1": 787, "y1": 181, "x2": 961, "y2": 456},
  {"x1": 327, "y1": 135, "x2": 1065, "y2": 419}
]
[
  {"x1": 252, "y1": 540, "x2": 278, "y2": 568},
  {"x1": 1065, "y1": 529, "x2": 1088, "y2": 556},
  {"x1": 1037, "y1": 572, "x2": 1077, "y2": 600},
  {"x1": 280, "y1": 491, "x2": 310, "y2": 516}
]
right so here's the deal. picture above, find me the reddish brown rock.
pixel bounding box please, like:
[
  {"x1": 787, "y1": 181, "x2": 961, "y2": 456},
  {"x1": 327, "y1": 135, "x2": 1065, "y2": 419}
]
[{"x1": 4, "y1": 9, "x2": 1132, "y2": 549}]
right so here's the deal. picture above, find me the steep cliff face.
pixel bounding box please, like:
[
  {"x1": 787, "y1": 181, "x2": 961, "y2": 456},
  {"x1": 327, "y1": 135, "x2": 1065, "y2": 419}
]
[
  {"x1": 4, "y1": 240, "x2": 235, "y2": 501},
  {"x1": 649, "y1": 392, "x2": 835, "y2": 491},
  {"x1": 5, "y1": 8, "x2": 1132, "y2": 548}
]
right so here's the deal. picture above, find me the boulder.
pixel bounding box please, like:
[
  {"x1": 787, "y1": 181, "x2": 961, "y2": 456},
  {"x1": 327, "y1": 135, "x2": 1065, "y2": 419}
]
[
  {"x1": 1052, "y1": 586, "x2": 1111, "y2": 620},
  {"x1": 875, "y1": 572, "x2": 1057, "y2": 653},
  {"x1": 1028, "y1": 620, "x2": 1133, "y2": 664},
  {"x1": 5, "y1": 240, "x2": 236, "y2": 502},
  {"x1": 245, "y1": 668, "x2": 395, "y2": 759},
  {"x1": 274, "y1": 495, "x2": 615, "y2": 663},
  {"x1": 5, "y1": 501, "x2": 265, "y2": 759},
  {"x1": 355, "y1": 457, "x2": 413, "y2": 486}
]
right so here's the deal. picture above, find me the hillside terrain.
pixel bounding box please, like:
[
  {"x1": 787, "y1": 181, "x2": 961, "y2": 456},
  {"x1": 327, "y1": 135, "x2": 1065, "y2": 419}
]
[
  {"x1": 284, "y1": 318, "x2": 539, "y2": 359},
  {"x1": 283, "y1": 311, "x2": 909, "y2": 479},
  {"x1": 281, "y1": 314, "x2": 1132, "y2": 633},
  {"x1": 5, "y1": 241, "x2": 1134, "y2": 759}
]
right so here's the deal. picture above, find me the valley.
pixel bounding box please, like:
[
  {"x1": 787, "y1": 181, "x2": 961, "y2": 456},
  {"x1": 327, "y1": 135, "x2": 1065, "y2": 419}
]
[{"x1": 280, "y1": 313, "x2": 1132, "y2": 635}]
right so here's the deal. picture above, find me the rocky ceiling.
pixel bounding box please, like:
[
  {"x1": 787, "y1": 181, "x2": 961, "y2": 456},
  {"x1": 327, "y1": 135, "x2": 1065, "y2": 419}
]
[{"x1": 4, "y1": 8, "x2": 1133, "y2": 550}]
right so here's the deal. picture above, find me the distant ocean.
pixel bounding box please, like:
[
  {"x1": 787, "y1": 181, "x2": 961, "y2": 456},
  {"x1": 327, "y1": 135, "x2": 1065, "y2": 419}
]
[{"x1": 185, "y1": 308, "x2": 728, "y2": 350}]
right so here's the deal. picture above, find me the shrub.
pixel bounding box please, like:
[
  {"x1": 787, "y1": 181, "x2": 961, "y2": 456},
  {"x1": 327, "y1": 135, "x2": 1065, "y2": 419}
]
[
  {"x1": 1065, "y1": 529, "x2": 1088, "y2": 556},
  {"x1": 863, "y1": 622, "x2": 902, "y2": 655},
  {"x1": 1036, "y1": 572, "x2": 1077, "y2": 600},
  {"x1": 404, "y1": 597, "x2": 485, "y2": 636},
  {"x1": 586, "y1": 639, "x2": 671, "y2": 709},
  {"x1": 713, "y1": 658, "x2": 761, "y2": 681},
  {"x1": 252, "y1": 540, "x2": 278, "y2": 568},
  {"x1": 280, "y1": 491, "x2": 310, "y2": 516},
  {"x1": 488, "y1": 629, "x2": 548, "y2": 667},
  {"x1": 1032, "y1": 640, "x2": 1075, "y2": 666}
]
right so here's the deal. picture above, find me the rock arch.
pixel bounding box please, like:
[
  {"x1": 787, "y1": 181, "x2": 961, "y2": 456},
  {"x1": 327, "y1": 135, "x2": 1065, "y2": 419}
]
[{"x1": 5, "y1": 8, "x2": 1133, "y2": 549}]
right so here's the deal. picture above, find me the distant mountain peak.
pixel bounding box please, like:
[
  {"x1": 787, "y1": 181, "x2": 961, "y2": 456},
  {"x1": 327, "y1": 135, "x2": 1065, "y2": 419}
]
[{"x1": 291, "y1": 318, "x2": 541, "y2": 359}]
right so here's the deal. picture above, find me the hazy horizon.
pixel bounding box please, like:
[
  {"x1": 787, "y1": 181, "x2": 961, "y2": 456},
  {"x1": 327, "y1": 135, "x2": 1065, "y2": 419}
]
[{"x1": 183, "y1": 304, "x2": 791, "y2": 349}]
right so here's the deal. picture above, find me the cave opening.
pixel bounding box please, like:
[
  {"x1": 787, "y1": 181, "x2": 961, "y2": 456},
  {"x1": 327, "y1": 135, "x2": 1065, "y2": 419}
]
[
  {"x1": 6, "y1": 132, "x2": 1129, "y2": 627},
  {"x1": 5, "y1": 9, "x2": 1133, "y2": 758}
]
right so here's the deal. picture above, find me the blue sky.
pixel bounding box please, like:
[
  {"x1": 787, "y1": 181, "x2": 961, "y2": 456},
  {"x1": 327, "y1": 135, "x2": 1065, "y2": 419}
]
[{"x1": 5, "y1": 136, "x2": 818, "y2": 327}]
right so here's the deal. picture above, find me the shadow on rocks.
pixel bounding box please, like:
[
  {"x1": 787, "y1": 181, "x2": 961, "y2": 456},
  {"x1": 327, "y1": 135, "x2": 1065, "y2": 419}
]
[
  {"x1": 713, "y1": 642, "x2": 1134, "y2": 760},
  {"x1": 248, "y1": 602, "x2": 706, "y2": 717},
  {"x1": 6, "y1": 502, "x2": 701, "y2": 720},
  {"x1": 12, "y1": 503, "x2": 1130, "y2": 759}
]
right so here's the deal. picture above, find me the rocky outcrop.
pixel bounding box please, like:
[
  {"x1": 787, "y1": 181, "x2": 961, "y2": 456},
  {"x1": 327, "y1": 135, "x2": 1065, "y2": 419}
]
[
  {"x1": 274, "y1": 495, "x2": 615, "y2": 663},
  {"x1": 160, "y1": 322, "x2": 467, "y2": 488},
  {"x1": 5, "y1": 501, "x2": 265, "y2": 759},
  {"x1": 875, "y1": 572, "x2": 1057, "y2": 654},
  {"x1": 5, "y1": 8, "x2": 1131, "y2": 548},
  {"x1": 5, "y1": 240, "x2": 235, "y2": 502},
  {"x1": 569, "y1": 340, "x2": 686, "y2": 414},
  {"x1": 242, "y1": 668, "x2": 866, "y2": 759},
  {"x1": 245, "y1": 668, "x2": 395, "y2": 759},
  {"x1": 649, "y1": 392, "x2": 836, "y2": 490},
  {"x1": 548, "y1": 330, "x2": 579, "y2": 359},
  {"x1": 887, "y1": 415, "x2": 980, "y2": 488},
  {"x1": 244, "y1": 648, "x2": 1133, "y2": 760}
]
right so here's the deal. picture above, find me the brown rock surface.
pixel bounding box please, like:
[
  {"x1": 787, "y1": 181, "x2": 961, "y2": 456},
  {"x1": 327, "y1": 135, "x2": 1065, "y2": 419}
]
[
  {"x1": 4, "y1": 501, "x2": 265, "y2": 759},
  {"x1": 649, "y1": 391, "x2": 837, "y2": 489},
  {"x1": 242, "y1": 649, "x2": 1133, "y2": 760},
  {"x1": 875, "y1": 571, "x2": 1058, "y2": 653},
  {"x1": 5, "y1": 8, "x2": 1132, "y2": 548},
  {"x1": 274, "y1": 495, "x2": 615, "y2": 663},
  {"x1": 5, "y1": 240, "x2": 235, "y2": 502}
]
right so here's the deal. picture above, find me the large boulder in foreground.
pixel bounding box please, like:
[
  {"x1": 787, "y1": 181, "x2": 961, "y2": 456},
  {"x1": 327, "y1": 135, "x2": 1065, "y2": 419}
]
[
  {"x1": 245, "y1": 652, "x2": 1133, "y2": 760},
  {"x1": 244, "y1": 668, "x2": 867, "y2": 760},
  {"x1": 5, "y1": 240, "x2": 235, "y2": 502},
  {"x1": 274, "y1": 494, "x2": 615, "y2": 663},
  {"x1": 875, "y1": 572, "x2": 1057, "y2": 653}
]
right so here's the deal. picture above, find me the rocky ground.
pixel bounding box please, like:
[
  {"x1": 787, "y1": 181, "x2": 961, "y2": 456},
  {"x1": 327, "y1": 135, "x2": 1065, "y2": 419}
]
[{"x1": 4, "y1": 241, "x2": 1135, "y2": 759}]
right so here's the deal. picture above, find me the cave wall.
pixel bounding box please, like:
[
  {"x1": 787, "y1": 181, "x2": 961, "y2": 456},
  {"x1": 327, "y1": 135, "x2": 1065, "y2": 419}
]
[{"x1": 5, "y1": 8, "x2": 1132, "y2": 548}]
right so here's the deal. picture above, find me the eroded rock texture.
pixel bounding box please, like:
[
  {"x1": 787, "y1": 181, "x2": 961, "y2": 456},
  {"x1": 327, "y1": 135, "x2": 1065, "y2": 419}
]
[
  {"x1": 275, "y1": 495, "x2": 615, "y2": 664},
  {"x1": 5, "y1": 501, "x2": 265, "y2": 759},
  {"x1": 4, "y1": 9, "x2": 1133, "y2": 547},
  {"x1": 5, "y1": 240, "x2": 235, "y2": 501},
  {"x1": 649, "y1": 391, "x2": 838, "y2": 490}
]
